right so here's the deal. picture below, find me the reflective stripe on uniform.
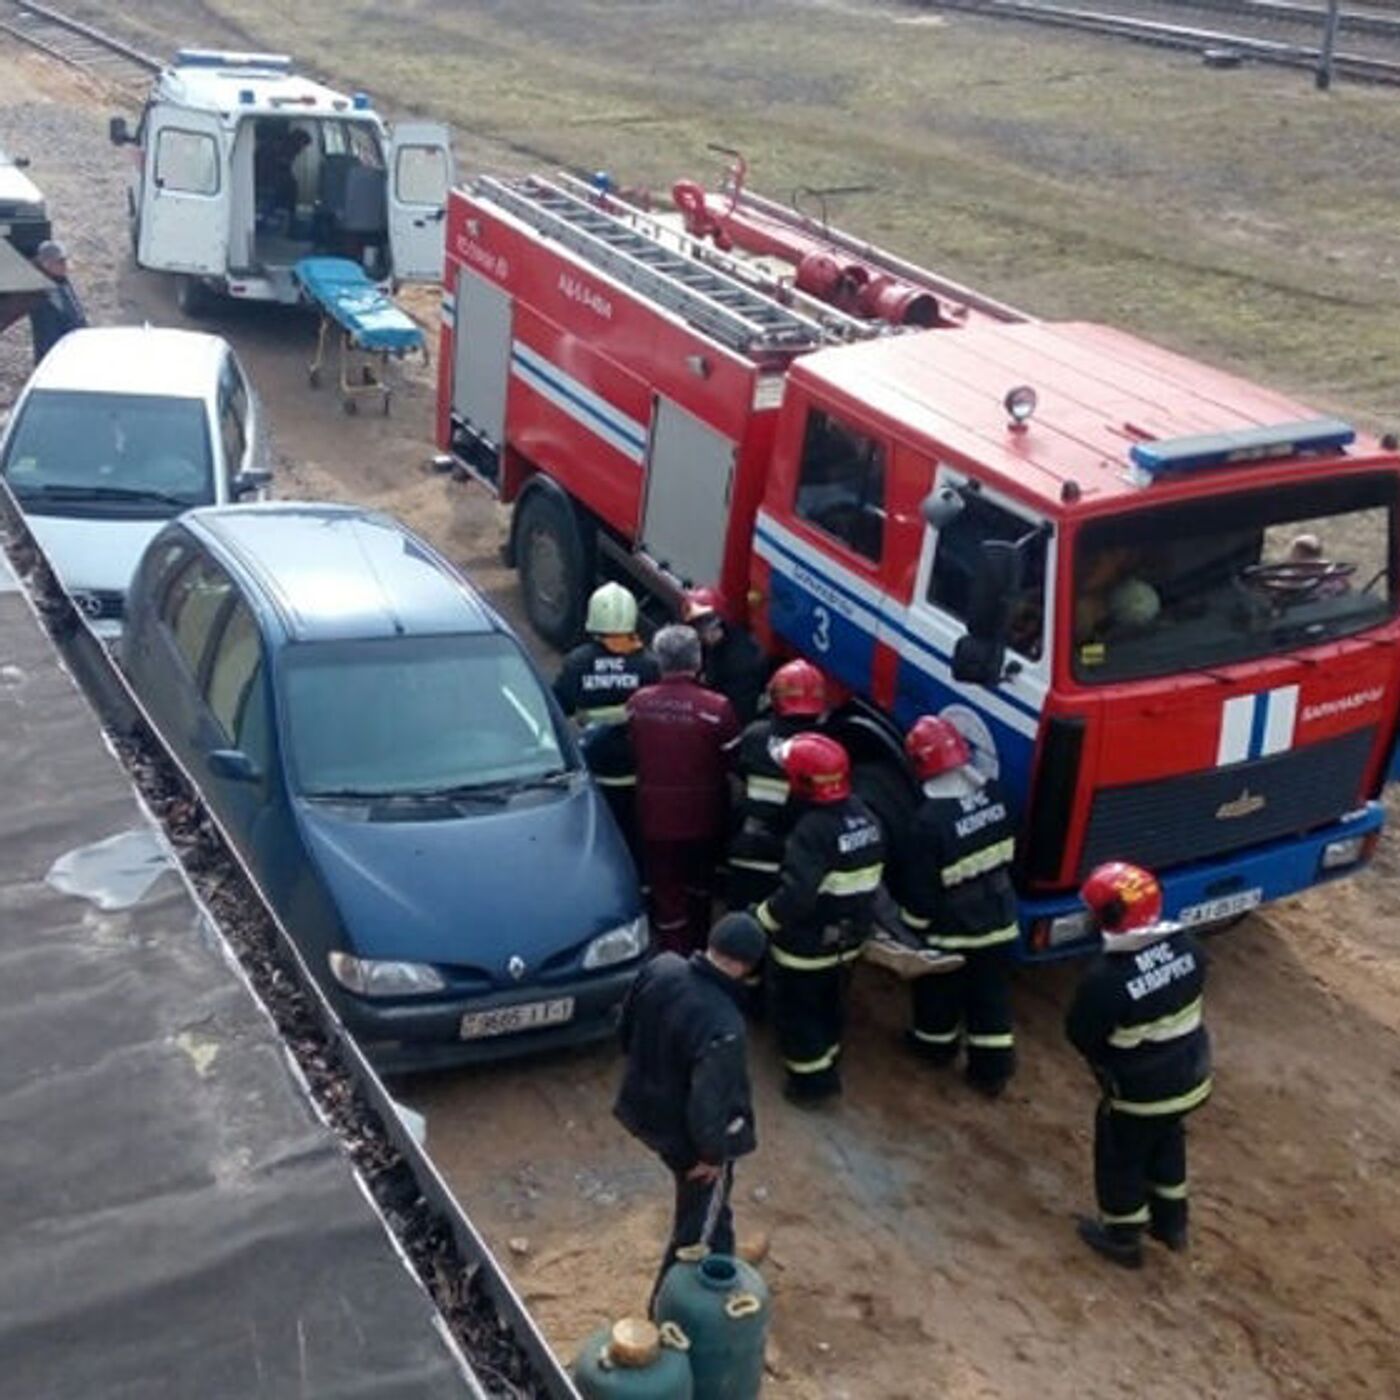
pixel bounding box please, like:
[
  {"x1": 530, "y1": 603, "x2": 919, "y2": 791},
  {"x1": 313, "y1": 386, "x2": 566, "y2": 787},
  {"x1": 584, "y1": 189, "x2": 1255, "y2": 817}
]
[
  {"x1": 899, "y1": 907, "x2": 932, "y2": 930},
  {"x1": 1111, "y1": 1077, "x2": 1213, "y2": 1117},
  {"x1": 1149, "y1": 1180, "x2": 1189, "y2": 1201},
  {"x1": 1101, "y1": 1206, "x2": 1150, "y2": 1227},
  {"x1": 940, "y1": 838, "x2": 1014, "y2": 889},
  {"x1": 784, "y1": 1044, "x2": 840, "y2": 1075},
  {"x1": 818, "y1": 864, "x2": 882, "y2": 897},
  {"x1": 1108, "y1": 996, "x2": 1203, "y2": 1050},
  {"x1": 594, "y1": 773, "x2": 637, "y2": 788},
  {"x1": 771, "y1": 944, "x2": 840, "y2": 972},
  {"x1": 910, "y1": 1025, "x2": 961, "y2": 1045},
  {"x1": 928, "y1": 922, "x2": 1019, "y2": 951},
  {"x1": 579, "y1": 703, "x2": 629, "y2": 724},
  {"x1": 965, "y1": 1031, "x2": 1014, "y2": 1049},
  {"x1": 728, "y1": 857, "x2": 780, "y2": 874},
  {"x1": 746, "y1": 774, "x2": 789, "y2": 805},
  {"x1": 755, "y1": 902, "x2": 780, "y2": 934}
]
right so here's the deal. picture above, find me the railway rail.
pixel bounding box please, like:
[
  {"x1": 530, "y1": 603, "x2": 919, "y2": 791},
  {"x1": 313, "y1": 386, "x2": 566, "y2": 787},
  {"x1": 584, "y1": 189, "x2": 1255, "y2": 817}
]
[
  {"x1": 0, "y1": 0, "x2": 158, "y2": 92},
  {"x1": 919, "y1": 0, "x2": 1400, "y2": 84},
  {"x1": 0, "y1": 506, "x2": 578, "y2": 1394}
]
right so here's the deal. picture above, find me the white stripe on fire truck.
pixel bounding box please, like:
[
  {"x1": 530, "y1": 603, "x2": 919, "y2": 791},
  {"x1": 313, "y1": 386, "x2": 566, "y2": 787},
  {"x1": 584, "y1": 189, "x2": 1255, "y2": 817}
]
[
  {"x1": 753, "y1": 511, "x2": 1042, "y2": 740},
  {"x1": 1216, "y1": 684, "x2": 1299, "y2": 766},
  {"x1": 509, "y1": 341, "x2": 648, "y2": 465}
]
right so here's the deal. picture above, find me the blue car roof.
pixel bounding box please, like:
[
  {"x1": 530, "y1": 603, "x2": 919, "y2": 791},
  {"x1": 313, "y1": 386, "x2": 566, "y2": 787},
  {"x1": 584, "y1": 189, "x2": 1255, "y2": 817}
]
[{"x1": 183, "y1": 504, "x2": 497, "y2": 643}]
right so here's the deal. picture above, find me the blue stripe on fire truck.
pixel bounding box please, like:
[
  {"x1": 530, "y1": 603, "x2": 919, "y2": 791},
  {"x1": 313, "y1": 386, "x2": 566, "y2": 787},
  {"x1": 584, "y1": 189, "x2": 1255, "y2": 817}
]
[
  {"x1": 509, "y1": 342, "x2": 648, "y2": 465},
  {"x1": 753, "y1": 510, "x2": 1044, "y2": 748},
  {"x1": 1217, "y1": 685, "x2": 1299, "y2": 766}
]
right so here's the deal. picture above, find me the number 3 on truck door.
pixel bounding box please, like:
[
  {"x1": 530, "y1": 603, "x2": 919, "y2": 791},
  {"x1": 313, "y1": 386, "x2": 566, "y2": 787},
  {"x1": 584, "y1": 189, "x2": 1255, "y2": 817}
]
[{"x1": 811, "y1": 605, "x2": 831, "y2": 653}]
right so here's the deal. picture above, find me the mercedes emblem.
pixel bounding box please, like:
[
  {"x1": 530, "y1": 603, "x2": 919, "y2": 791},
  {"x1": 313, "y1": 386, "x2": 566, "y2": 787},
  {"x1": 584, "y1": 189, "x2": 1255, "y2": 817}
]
[
  {"x1": 507, "y1": 954, "x2": 526, "y2": 981},
  {"x1": 72, "y1": 591, "x2": 103, "y2": 619}
]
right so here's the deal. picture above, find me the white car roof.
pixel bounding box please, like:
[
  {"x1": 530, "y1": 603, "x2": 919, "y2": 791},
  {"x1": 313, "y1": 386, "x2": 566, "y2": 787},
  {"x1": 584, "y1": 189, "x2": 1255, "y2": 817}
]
[
  {"x1": 30, "y1": 327, "x2": 228, "y2": 399},
  {"x1": 155, "y1": 54, "x2": 377, "y2": 121}
]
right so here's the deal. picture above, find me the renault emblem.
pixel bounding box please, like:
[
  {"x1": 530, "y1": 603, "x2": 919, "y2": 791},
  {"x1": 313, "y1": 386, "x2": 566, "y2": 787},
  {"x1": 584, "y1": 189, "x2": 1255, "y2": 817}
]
[
  {"x1": 1216, "y1": 788, "x2": 1266, "y2": 820},
  {"x1": 507, "y1": 955, "x2": 526, "y2": 981}
]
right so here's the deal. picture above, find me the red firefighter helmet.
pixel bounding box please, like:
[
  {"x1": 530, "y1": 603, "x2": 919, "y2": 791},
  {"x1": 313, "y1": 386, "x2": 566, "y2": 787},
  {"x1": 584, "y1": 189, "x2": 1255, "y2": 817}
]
[
  {"x1": 769, "y1": 660, "x2": 826, "y2": 718},
  {"x1": 904, "y1": 714, "x2": 971, "y2": 780},
  {"x1": 682, "y1": 586, "x2": 724, "y2": 625},
  {"x1": 780, "y1": 733, "x2": 851, "y2": 804},
  {"x1": 1080, "y1": 862, "x2": 1163, "y2": 936}
]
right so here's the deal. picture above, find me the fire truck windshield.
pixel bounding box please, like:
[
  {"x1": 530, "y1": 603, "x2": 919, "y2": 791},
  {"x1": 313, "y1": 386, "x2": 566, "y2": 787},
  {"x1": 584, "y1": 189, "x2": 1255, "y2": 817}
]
[{"x1": 1072, "y1": 473, "x2": 1397, "y2": 683}]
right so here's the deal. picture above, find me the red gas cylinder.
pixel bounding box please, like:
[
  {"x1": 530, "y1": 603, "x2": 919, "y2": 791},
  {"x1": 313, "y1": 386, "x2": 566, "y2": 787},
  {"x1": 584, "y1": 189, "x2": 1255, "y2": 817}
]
[{"x1": 856, "y1": 274, "x2": 941, "y2": 327}]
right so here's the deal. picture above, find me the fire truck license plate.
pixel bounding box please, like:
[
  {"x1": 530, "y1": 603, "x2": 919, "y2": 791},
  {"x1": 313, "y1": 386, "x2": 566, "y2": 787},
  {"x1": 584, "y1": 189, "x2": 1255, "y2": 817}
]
[
  {"x1": 461, "y1": 998, "x2": 574, "y2": 1040},
  {"x1": 1177, "y1": 887, "x2": 1262, "y2": 927}
]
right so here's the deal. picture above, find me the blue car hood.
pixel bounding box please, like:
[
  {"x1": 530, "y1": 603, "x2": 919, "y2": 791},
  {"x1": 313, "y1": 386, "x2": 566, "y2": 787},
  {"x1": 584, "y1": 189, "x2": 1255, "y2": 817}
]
[{"x1": 294, "y1": 782, "x2": 640, "y2": 983}]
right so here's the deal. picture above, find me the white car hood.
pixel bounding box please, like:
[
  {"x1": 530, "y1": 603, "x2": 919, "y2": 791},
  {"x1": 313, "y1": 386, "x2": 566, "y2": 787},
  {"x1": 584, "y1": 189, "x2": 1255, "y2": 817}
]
[{"x1": 25, "y1": 512, "x2": 167, "y2": 597}]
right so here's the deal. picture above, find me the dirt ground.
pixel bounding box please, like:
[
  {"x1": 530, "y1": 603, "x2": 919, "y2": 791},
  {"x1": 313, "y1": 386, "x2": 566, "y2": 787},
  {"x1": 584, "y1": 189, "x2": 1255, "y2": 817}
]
[{"x1": 3, "y1": 25, "x2": 1400, "y2": 1400}]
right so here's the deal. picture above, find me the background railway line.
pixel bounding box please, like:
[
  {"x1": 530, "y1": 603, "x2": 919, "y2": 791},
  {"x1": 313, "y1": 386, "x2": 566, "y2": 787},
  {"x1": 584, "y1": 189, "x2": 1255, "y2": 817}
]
[
  {"x1": 0, "y1": 0, "x2": 156, "y2": 92},
  {"x1": 915, "y1": 0, "x2": 1400, "y2": 83}
]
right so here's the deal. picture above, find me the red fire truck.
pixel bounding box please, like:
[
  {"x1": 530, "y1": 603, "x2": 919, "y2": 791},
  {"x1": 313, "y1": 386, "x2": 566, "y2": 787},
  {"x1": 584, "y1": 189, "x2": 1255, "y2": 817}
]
[{"x1": 435, "y1": 162, "x2": 1400, "y2": 957}]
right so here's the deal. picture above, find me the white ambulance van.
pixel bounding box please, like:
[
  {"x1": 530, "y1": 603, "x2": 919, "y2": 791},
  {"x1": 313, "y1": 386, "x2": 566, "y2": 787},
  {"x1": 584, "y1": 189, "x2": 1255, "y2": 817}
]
[{"x1": 110, "y1": 50, "x2": 453, "y2": 316}]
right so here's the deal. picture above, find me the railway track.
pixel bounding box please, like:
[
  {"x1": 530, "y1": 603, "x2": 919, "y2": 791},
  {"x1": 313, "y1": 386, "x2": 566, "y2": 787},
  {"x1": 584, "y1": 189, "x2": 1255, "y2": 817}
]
[
  {"x1": 0, "y1": 0, "x2": 157, "y2": 92},
  {"x1": 919, "y1": 0, "x2": 1400, "y2": 84}
]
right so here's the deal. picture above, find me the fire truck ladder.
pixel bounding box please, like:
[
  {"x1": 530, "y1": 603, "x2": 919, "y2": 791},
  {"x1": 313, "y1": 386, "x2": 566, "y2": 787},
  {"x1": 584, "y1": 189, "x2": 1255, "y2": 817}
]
[{"x1": 474, "y1": 175, "x2": 831, "y2": 356}]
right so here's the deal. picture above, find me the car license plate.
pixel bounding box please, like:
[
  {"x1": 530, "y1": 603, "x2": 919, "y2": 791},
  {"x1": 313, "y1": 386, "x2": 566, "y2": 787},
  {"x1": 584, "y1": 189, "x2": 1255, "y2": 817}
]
[
  {"x1": 460, "y1": 997, "x2": 574, "y2": 1041},
  {"x1": 1176, "y1": 887, "x2": 1262, "y2": 928}
]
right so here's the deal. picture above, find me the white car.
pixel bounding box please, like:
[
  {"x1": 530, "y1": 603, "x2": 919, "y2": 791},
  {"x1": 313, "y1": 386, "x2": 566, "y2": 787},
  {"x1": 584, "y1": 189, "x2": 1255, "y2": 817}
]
[{"x1": 0, "y1": 326, "x2": 270, "y2": 636}]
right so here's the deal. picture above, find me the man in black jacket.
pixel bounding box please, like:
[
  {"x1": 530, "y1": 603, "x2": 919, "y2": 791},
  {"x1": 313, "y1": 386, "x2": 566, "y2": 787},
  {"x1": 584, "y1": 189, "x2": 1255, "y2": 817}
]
[
  {"x1": 683, "y1": 586, "x2": 767, "y2": 726},
  {"x1": 614, "y1": 912, "x2": 766, "y2": 1309},
  {"x1": 1066, "y1": 861, "x2": 1212, "y2": 1269},
  {"x1": 28, "y1": 240, "x2": 87, "y2": 366}
]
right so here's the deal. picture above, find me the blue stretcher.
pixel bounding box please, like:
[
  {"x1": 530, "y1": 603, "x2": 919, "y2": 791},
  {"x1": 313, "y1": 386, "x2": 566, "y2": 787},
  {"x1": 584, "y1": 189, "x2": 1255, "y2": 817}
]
[{"x1": 293, "y1": 257, "x2": 427, "y2": 415}]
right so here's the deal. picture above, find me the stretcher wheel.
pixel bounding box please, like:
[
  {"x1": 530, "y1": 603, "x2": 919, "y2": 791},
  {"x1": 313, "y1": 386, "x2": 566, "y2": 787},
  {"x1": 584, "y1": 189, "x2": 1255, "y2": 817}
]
[
  {"x1": 308, "y1": 367, "x2": 321, "y2": 389},
  {"x1": 343, "y1": 396, "x2": 357, "y2": 416},
  {"x1": 382, "y1": 393, "x2": 392, "y2": 418}
]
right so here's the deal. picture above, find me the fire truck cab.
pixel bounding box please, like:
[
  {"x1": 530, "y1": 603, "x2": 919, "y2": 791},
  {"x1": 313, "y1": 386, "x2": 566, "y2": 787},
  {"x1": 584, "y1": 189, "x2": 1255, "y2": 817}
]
[{"x1": 437, "y1": 169, "x2": 1400, "y2": 957}]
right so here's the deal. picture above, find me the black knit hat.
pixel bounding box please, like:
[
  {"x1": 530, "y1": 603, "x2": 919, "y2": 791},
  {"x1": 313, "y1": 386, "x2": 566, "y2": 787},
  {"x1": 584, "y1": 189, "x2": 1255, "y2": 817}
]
[{"x1": 708, "y1": 911, "x2": 767, "y2": 968}]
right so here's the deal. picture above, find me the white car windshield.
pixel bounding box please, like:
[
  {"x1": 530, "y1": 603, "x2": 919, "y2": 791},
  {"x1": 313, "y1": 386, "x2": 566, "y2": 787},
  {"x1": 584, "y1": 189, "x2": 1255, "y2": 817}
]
[
  {"x1": 1, "y1": 389, "x2": 214, "y2": 517},
  {"x1": 281, "y1": 633, "x2": 571, "y2": 799}
]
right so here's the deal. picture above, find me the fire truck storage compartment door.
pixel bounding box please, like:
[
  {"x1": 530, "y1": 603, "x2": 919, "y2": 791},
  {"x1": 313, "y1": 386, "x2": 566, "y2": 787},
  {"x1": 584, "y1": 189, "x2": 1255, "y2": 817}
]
[
  {"x1": 642, "y1": 396, "x2": 735, "y2": 587},
  {"x1": 451, "y1": 268, "x2": 512, "y2": 447}
]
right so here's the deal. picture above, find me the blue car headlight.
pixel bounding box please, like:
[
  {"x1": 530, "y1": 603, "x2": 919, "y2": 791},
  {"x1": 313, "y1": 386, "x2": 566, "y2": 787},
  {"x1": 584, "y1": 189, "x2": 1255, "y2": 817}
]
[
  {"x1": 582, "y1": 916, "x2": 649, "y2": 970},
  {"x1": 328, "y1": 951, "x2": 446, "y2": 997}
]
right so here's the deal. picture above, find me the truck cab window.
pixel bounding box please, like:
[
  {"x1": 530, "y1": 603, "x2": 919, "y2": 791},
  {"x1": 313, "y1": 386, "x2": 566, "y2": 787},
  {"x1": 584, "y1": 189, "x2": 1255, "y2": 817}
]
[
  {"x1": 929, "y1": 493, "x2": 1048, "y2": 660},
  {"x1": 795, "y1": 409, "x2": 886, "y2": 563}
]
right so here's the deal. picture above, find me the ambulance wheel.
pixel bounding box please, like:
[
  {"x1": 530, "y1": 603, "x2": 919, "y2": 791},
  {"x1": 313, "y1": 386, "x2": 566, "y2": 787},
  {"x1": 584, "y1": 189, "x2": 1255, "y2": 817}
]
[
  {"x1": 177, "y1": 275, "x2": 214, "y2": 320},
  {"x1": 516, "y1": 488, "x2": 589, "y2": 649},
  {"x1": 343, "y1": 396, "x2": 358, "y2": 416}
]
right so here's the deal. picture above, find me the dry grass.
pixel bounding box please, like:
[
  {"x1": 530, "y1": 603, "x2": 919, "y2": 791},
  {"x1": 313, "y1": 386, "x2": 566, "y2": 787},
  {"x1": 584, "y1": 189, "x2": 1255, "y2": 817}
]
[{"x1": 78, "y1": 0, "x2": 1400, "y2": 426}]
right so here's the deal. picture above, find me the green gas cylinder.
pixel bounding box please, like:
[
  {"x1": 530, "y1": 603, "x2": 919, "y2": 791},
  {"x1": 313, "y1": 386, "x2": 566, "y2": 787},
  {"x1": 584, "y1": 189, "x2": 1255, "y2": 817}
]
[
  {"x1": 654, "y1": 1253, "x2": 771, "y2": 1399},
  {"x1": 572, "y1": 1317, "x2": 694, "y2": 1400}
]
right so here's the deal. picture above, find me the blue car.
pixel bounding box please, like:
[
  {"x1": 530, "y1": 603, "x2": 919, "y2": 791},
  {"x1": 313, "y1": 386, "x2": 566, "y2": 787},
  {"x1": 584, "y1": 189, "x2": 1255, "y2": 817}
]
[{"x1": 120, "y1": 503, "x2": 647, "y2": 1069}]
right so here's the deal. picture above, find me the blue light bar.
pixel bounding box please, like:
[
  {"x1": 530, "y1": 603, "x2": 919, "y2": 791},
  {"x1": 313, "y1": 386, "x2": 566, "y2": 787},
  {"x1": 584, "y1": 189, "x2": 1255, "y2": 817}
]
[
  {"x1": 1129, "y1": 417, "x2": 1355, "y2": 478},
  {"x1": 174, "y1": 49, "x2": 293, "y2": 72}
]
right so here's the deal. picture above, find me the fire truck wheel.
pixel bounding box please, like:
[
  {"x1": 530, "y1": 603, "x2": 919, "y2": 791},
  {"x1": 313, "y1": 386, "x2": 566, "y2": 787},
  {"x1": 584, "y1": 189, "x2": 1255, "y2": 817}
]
[{"x1": 516, "y1": 489, "x2": 590, "y2": 648}]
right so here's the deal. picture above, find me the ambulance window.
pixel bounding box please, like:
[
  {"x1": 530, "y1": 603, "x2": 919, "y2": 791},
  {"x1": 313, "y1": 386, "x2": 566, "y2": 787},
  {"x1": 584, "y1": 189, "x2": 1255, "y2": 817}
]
[
  {"x1": 395, "y1": 145, "x2": 448, "y2": 206},
  {"x1": 155, "y1": 128, "x2": 219, "y2": 196},
  {"x1": 795, "y1": 409, "x2": 886, "y2": 563},
  {"x1": 929, "y1": 494, "x2": 1047, "y2": 660}
]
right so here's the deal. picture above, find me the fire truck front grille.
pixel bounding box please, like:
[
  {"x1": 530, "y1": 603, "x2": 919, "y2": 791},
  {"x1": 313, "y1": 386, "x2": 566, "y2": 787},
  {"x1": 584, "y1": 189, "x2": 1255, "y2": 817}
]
[{"x1": 1079, "y1": 727, "x2": 1376, "y2": 878}]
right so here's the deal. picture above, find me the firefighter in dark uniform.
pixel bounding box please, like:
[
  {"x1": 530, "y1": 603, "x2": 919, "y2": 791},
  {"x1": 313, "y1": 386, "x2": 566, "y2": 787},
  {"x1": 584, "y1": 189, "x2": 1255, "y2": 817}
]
[
  {"x1": 1066, "y1": 862, "x2": 1212, "y2": 1268},
  {"x1": 724, "y1": 659, "x2": 827, "y2": 911},
  {"x1": 895, "y1": 714, "x2": 1019, "y2": 1097},
  {"x1": 553, "y1": 582, "x2": 659, "y2": 860},
  {"x1": 683, "y1": 586, "x2": 768, "y2": 726},
  {"x1": 755, "y1": 734, "x2": 885, "y2": 1105},
  {"x1": 614, "y1": 911, "x2": 766, "y2": 1313}
]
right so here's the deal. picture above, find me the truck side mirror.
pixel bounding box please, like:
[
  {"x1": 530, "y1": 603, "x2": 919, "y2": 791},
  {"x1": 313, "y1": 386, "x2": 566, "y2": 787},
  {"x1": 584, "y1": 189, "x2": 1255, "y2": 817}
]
[
  {"x1": 109, "y1": 116, "x2": 131, "y2": 147},
  {"x1": 952, "y1": 539, "x2": 1021, "y2": 686}
]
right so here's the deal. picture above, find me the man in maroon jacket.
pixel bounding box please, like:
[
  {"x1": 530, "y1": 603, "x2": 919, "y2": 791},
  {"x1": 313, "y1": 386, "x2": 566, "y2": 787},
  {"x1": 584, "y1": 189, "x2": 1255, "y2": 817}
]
[{"x1": 628, "y1": 625, "x2": 740, "y2": 954}]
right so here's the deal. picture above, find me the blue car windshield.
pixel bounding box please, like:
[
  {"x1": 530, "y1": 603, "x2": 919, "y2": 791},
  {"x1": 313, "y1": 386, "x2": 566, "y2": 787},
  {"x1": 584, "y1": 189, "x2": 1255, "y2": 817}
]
[
  {"x1": 280, "y1": 633, "x2": 571, "y2": 798},
  {"x1": 1, "y1": 389, "x2": 214, "y2": 517}
]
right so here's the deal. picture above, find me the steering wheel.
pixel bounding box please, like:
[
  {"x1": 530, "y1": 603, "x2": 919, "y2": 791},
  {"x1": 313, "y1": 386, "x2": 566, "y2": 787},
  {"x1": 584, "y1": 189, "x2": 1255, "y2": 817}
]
[{"x1": 1238, "y1": 559, "x2": 1356, "y2": 605}]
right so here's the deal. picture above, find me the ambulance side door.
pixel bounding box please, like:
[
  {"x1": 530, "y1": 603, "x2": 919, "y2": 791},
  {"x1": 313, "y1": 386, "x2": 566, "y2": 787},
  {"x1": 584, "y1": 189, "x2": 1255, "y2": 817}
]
[
  {"x1": 890, "y1": 466, "x2": 1054, "y2": 804},
  {"x1": 138, "y1": 107, "x2": 229, "y2": 275},
  {"x1": 387, "y1": 121, "x2": 453, "y2": 282}
]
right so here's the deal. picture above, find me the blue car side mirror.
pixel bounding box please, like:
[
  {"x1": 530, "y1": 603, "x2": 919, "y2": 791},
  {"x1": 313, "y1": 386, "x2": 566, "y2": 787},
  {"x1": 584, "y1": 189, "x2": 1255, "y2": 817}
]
[{"x1": 208, "y1": 748, "x2": 260, "y2": 783}]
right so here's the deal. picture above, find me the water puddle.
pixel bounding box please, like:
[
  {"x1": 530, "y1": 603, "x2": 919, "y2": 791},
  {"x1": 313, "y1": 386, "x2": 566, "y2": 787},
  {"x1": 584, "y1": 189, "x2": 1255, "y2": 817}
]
[{"x1": 45, "y1": 828, "x2": 173, "y2": 911}]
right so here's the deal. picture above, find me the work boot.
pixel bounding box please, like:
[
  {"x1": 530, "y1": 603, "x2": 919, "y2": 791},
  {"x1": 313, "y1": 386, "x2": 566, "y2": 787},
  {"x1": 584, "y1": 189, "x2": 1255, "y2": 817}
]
[
  {"x1": 782, "y1": 1072, "x2": 841, "y2": 1108},
  {"x1": 1076, "y1": 1217, "x2": 1143, "y2": 1269},
  {"x1": 903, "y1": 1029, "x2": 958, "y2": 1067},
  {"x1": 1149, "y1": 1221, "x2": 1189, "y2": 1253},
  {"x1": 965, "y1": 1071, "x2": 1009, "y2": 1100}
]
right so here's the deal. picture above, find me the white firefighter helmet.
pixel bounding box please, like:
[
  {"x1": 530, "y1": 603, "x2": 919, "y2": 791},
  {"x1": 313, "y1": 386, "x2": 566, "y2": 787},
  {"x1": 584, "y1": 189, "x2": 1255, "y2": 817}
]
[
  {"x1": 586, "y1": 581, "x2": 639, "y2": 636},
  {"x1": 1109, "y1": 577, "x2": 1161, "y2": 629}
]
